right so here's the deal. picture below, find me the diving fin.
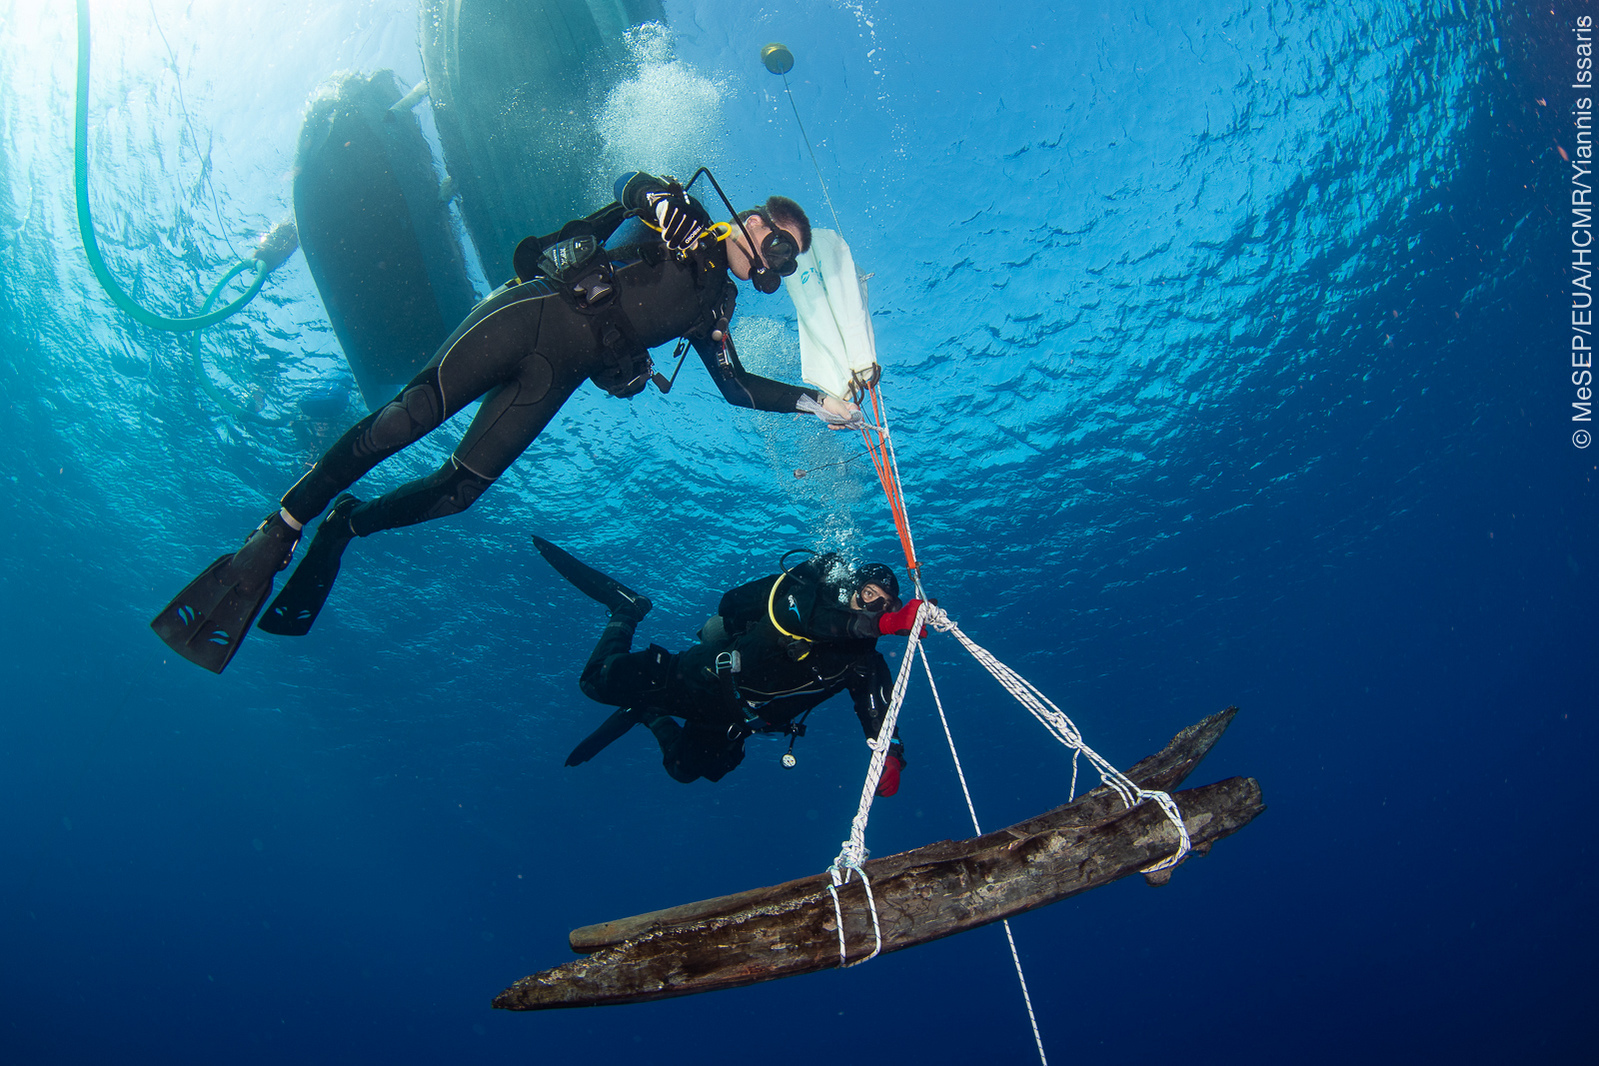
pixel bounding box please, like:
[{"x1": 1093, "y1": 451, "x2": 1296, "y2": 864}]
[
  {"x1": 532, "y1": 535, "x2": 652, "y2": 618},
  {"x1": 259, "y1": 494, "x2": 361, "y2": 636},
  {"x1": 151, "y1": 512, "x2": 301, "y2": 673},
  {"x1": 565, "y1": 707, "x2": 650, "y2": 766}
]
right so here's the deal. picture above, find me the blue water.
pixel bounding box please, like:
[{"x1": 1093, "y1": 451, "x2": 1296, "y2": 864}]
[{"x1": 1, "y1": 0, "x2": 1592, "y2": 1061}]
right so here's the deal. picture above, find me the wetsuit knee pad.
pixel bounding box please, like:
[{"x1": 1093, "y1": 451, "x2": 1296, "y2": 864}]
[
  {"x1": 663, "y1": 720, "x2": 746, "y2": 783},
  {"x1": 418, "y1": 459, "x2": 493, "y2": 522},
  {"x1": 347, "y1": 457, "x2": 495, "y2": 535},
  {"x1": 368, "y1": 377, "x2": 443, "y2": 451},
  {"x1": 662, "y1": 755, "x2": 702, "y2": 784},
  {"x1": 597, "y1": 644, "x2": 674, "y2": 700}
]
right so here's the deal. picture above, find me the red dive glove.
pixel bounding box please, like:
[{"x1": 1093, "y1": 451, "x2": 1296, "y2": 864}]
[
  {"x1": 876, "y1": 747, "x2": 906, "y2": 797},
  {"x1": 878, "y1": 599, "x2": 927, "y2": 638}
]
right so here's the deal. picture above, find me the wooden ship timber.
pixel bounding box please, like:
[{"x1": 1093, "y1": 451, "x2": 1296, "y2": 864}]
[{"x1": 494, "y1": 707, "x2": 1264, "y2": 1011}]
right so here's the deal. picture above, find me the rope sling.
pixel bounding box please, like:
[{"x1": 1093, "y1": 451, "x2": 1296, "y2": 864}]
[
  {"x1": 821, "y1": 376, "x2": 1194, "y2": 1066},
  {"x1": 758, "y1": 44, "x2": 1189, "y2": 1057}
]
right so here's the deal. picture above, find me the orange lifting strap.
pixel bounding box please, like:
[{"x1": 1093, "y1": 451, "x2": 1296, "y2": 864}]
[{"x1": 858, "y1": 380, "x2": 920, "y2": 581}]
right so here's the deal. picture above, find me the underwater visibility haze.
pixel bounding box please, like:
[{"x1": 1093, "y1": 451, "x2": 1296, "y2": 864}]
[{"x1": 0, "y1": 0, "x2": 1593, "y2": 1061}]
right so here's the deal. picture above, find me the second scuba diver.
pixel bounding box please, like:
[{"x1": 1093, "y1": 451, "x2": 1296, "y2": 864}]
[
  {"x1": 153, "y1": 171, "x2": 860, "y2": 672},
  {"x1": 534, "y1": 537, "x2": 925, "y2": 792}
]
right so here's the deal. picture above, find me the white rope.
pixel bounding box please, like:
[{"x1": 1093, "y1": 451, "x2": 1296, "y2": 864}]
[
  {"x1": 918, "y1": 643, "x2": 981, "y2": 831},
  {"x1": 925, "y1": 608, "x2": 1192, "y2": 872},
  {"x1": 918, "y1": 643, "x2": 1048, "y2": 1066},
  {"x1": 820, "y1": 373, "x2": 1184, "y2": 1066},
  {"x1": 825, "y1": 854, "x2": 883, "y2": 967},
  {"x1": 824, "y1": 599, "x2": 933, "y2": 966},
  {"x1": 832, "y1": 600, "x2": 931, "y2": 872},
  {"x1": 1000, "y1": 920, "x2": 1049, "y2": 1065}
]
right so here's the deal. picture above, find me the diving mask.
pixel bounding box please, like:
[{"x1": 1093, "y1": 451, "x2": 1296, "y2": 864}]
[
  {"x1": 851, "y1": 563, "x2": 903, "y2": 614},
  {"x1": 733, "y1": 209, "x2": 799, "y2": 293},
  {"x1": 752, "y1": 212, "x2": 800, "y2": 278}
]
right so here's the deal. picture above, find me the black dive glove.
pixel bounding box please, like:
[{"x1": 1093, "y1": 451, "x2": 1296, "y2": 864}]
[
  {"x1": 645, "y1": 184, "x2": 705, "y2": 253},
  {"x1": 616, "y1": 172, "x2": 707, "y2": 255}
]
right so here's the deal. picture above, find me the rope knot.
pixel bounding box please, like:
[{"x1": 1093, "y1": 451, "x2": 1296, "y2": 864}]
[{"x1": 831, "y1": 842, "x2": 867, "y2": 879}]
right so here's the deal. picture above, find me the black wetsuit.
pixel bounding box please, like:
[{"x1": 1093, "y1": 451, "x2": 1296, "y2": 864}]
[
  {"x1": 578, "y1": 557, "x2": 899, "y2": 783},
  {"x1": 278, "y1": 173, "x2": 820, "y2": 534}
]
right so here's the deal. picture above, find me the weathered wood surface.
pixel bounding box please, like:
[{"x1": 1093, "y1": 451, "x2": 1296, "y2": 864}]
[
  {"x1": 568, "y1": 706, "x2": 1238, "y2": 954},
  {"x1": 494, "y1": 708, "x2": 1262, "y2": 1012}
]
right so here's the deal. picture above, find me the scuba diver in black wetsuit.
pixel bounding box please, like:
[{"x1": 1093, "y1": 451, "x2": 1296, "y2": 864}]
[
  {"x1": 532, "y1": 537, "x2": 927, "y2": 792},
  {"x1": 153, "y1": 171, "x2": 863, "y2": 673}
]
